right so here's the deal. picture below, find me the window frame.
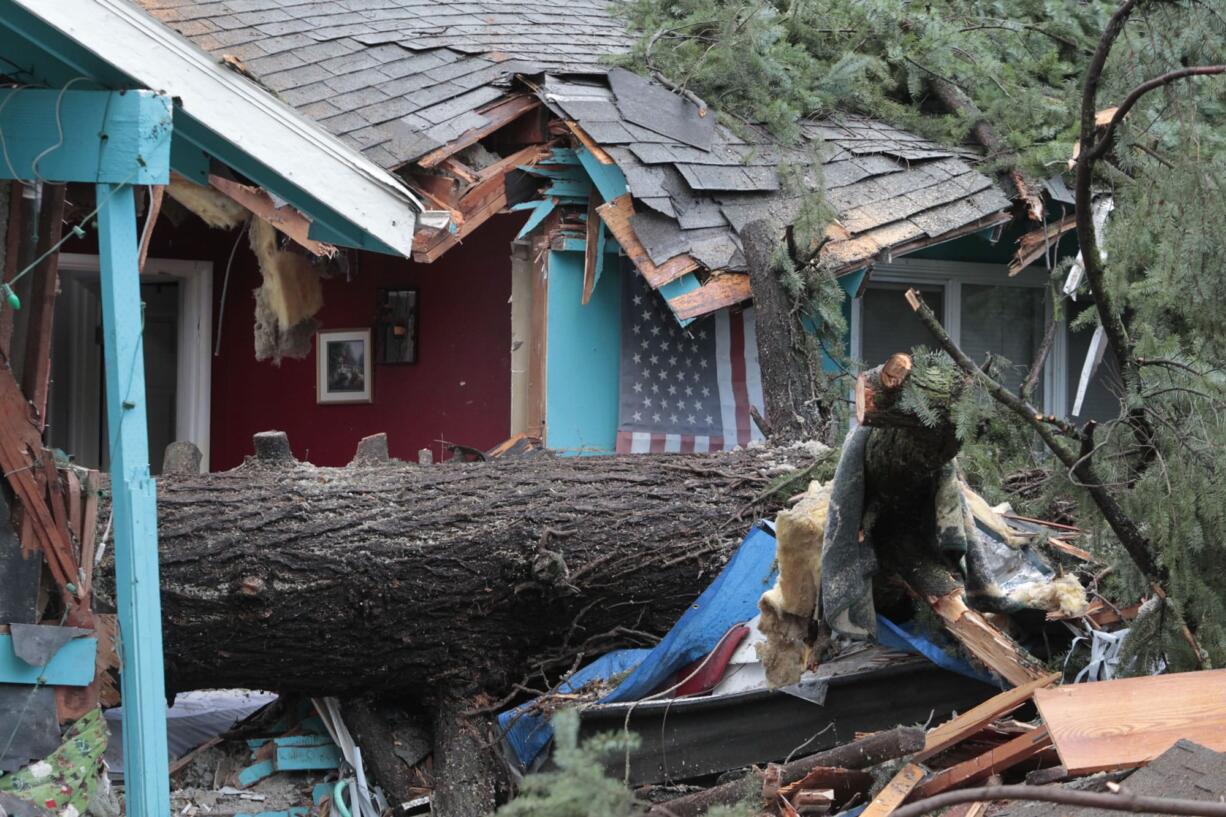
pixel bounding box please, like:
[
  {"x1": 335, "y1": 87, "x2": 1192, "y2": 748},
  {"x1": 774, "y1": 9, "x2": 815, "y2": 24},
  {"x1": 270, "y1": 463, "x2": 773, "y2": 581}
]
[{"x1": 850, "y1": 258, "x2": 1068, "y2": 417}]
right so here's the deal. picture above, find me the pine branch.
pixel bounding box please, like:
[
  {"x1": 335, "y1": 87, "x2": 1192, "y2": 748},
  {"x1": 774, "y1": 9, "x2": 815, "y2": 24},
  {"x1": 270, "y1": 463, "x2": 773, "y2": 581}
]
[{"x1": 905, "y1": 286, "x2": 1210, "y2": 667}]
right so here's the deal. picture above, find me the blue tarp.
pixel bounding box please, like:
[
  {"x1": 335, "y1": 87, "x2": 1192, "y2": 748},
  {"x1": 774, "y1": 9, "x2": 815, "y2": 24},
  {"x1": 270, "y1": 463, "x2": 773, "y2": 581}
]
[
  {"x1": 500, "y1": 523, "x2": 780, "y2": 768},
  {"x1": 499, "y1": 522, "x2": 1002, "y2": 769}
]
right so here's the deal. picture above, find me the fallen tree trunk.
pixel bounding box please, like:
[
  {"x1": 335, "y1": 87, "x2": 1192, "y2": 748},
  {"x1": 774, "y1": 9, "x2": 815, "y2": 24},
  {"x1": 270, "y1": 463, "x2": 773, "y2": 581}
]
[{"x1": 98, "y1": 432, "x2": 824, "y2": 699}]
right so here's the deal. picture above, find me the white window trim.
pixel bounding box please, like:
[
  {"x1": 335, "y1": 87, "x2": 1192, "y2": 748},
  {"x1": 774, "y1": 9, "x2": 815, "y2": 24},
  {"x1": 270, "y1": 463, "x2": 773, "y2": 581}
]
[
  {"x1": 850, "y1": 258, "x2": 1067, "y2": 417},
  {"x1": 58, "y1": 252, "x2": 213, "y2": 471}
]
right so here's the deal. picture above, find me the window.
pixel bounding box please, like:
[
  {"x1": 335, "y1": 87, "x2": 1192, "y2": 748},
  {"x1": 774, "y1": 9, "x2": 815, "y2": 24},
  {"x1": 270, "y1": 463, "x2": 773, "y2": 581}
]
[{"x1": 852, "y1": 259, "x2": 1063, "y2": 416}]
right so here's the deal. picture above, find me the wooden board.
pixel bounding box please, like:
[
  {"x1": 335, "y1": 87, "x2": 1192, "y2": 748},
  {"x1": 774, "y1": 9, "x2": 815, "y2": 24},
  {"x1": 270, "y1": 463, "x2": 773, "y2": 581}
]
[
  {"x1": 859, "y1": 763, "x2": 924, "y2": 817},
  {"x1": 416, "y1": 95, "x2": 541, "y2": 168},
  {"x1": 667, "y1": 273, "x2": 752, "y2": 320},
  {"x1": 596, "y1": 194, "x2": 699, "y2": 288},
  {"x1": 915, "y1": 726, "x2": 1052, "y2": 798},
  {"x1": 1034, "y1": 669, "x2": 1226, "y2": 774},
  {"x1": 923, "y1": 587, "x2": 1049, "y2": 687},
  {"x1": 918, "y1": 672, "x2": 1060, "y2": 761}
]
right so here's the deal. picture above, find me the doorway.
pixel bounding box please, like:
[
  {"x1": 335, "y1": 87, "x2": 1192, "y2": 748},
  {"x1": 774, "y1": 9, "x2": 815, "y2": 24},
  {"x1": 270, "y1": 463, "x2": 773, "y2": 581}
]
[{"x1": 48, "y1": 254, "x2": 213, "y2": 474}]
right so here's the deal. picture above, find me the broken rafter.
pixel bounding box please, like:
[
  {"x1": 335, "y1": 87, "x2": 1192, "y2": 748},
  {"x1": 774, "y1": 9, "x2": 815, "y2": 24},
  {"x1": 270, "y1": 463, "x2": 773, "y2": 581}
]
[
  {"x1": 563, "y1": 120, "x2": 615, "y2": 165},
  {"x1": 668, "y1": 273, "x2": 752, "y2": 321},
  {"x1": 1009, "y1": 213, "x2": 1077, "y2": 275},
  {"x1": 596, "y1": 193, "x2": 699, "y2": 287},
  {"x1": 137, "y1": 184, "x2": 166, "y2": 273},
  {"x1": 416, "y1": 94, "x2": 542, "y2": 169},
  {"x1": 209, "y1": 174, "x2": 336, "y2": 258}
]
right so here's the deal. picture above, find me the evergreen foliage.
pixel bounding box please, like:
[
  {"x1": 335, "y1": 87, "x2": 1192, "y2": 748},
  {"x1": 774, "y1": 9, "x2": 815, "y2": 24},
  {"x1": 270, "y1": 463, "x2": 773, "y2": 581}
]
[{"x1": 618, "y1": 0, "x2": 1226, "y2": 668}]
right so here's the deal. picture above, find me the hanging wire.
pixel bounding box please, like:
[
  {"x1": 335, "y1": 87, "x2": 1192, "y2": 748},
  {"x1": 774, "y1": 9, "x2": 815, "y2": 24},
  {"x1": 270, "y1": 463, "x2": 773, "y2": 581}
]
[
  {"x1": 214, "y1": 218, "x2": 250, "y2": 357},
  {"x1": 31, "y1": 77, "x2": 90, "y2": 182}
]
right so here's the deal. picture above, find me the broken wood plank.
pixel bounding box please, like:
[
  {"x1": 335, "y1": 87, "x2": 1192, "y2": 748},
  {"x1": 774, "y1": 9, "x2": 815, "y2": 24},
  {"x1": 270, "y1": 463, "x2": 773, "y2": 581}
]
[
  {"x1": 21, "y1": 183, "x2": 67, "y2": 430},
  {"x1": 582, "y1": 195, "x2": 605, "y2": 304},
  {"x1": 1033, "y1": 669, "x2": 1226, "y2": 774},
  {"x1": 917, "y1": 672, "x2": 1060, "y2": 761},
  {"x1": 668, "y1": 273, "x2": 752, "y2": 320},
  {"x1": 777, "y1": 767, "x2": 873, "y2": 808},
  {"x1": 413, "y1": 186, "x2": 507, "y2": 263},
  {"x1": 596, "y1": 194, "x2": 699, "y2": 288},
  {"x1": 920, "y1": 586, "x2": 1049, "y2": 687},
  {"x1": 915, "y1": 726, "x2": 1053, "y2": 799},
  {"x1": 860, "y1": 764, "x2": 925, "y2": 817},
  {"x1": 137, "y1": 183, "x2": 165, "y2": 273},
  {"x1": 1009, "y1": 213, "x2": 1076, "y2": 276},
  {"x1": 416, "y1": 95, "x2": 542, "y2": 169},
  {"x1": 209, "y1": 174, "x2": 336, "y2": 257}
]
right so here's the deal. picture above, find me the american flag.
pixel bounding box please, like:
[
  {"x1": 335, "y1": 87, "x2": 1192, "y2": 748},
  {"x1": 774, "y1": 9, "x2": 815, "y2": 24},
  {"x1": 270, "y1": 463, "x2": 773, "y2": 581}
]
[{"x1": 616, "y1": 273, "x2": 766, "y2": 453}]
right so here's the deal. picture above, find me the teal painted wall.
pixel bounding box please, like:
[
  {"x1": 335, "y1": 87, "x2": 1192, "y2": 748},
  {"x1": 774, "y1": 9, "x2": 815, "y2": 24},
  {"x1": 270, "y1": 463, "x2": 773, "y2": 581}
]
[{"x1": 546, "y1": 250, "x2": 623, "y2": 454}]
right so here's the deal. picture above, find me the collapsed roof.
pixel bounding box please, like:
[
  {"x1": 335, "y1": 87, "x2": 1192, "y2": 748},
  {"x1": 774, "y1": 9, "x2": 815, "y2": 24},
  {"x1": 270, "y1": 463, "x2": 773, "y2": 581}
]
[{"x1": 139, "y1": 0, "x2": 1013, "y2": 319}]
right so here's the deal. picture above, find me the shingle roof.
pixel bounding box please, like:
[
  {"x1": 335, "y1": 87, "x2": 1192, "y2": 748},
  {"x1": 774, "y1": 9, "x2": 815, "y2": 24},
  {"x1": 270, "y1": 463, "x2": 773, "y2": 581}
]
[
  {"x1": 138, "y1": 0, "x2": 635, "y2": 169},
  {"x1": 140, "y1": 0, "x2": 1011, "y2": 277},
  {"x1": 543, "y1": 75, "x2": 1011, "y2": 274}
]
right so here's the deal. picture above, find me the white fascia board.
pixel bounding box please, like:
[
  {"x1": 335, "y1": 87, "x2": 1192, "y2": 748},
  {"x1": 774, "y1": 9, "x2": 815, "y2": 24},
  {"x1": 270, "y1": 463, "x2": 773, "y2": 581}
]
[{"x1": 20, "y1": 0, "x2": 423, "y2": 257}]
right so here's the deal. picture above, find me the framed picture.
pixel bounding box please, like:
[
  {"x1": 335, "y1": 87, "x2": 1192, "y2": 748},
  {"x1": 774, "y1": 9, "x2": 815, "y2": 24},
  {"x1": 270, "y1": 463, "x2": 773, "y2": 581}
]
[
  {"x1": 377, "y1": 288, "x2": 418, "y2": 364},
  {"x1": 317, "y1": 329, "x2": 373, "y2": 404}
]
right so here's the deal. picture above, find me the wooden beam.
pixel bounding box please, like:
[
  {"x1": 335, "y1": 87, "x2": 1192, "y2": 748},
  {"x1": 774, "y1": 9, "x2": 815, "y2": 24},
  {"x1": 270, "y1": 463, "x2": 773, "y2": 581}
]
[
  {"x1": 1009, "y1": 214, "x2": 1077, "y2": 276},
  {"x1": 0, "y1": 89, "x2": 172, "y2": 184},
  {"x1": 915, "y1": 726, "x2": 1053, "y2": 799},
  {"x1": 1, "y1": 182, "x2": 27, "y2": 358},
  {"x1": 1034, "y1": 670, "x2": 1226, "y2": 774},
  {"x1": 668, "y1": 273, "x2": 752, "y2": 320},
  {"x1": 917, "y1": 672, "x2": 1060, "y2": 761},
  {"x1": 21, "y1": 182, "x2": 66, "y2": 428},
  {"x1": 416, "y1": 95, "x2": 542, "y2": 169},
  {"x1": 596, "y1": 194, "x2": 699, "y2": 288},
  {"x1": 920, "y1": 586, "x2": 1050, "y2": 687},
  {"x1": 209, "y1": 174, "x2": 336, "y2": 257}
]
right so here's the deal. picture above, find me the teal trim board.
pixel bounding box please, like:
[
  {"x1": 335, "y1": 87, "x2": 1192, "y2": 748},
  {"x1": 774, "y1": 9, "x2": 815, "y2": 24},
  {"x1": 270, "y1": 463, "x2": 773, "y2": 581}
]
[
  {"x1": 0, "y1": 89, "x2": 172, "y2": 184},
  {"x1": 546, "y1": 250, "x2": 623, "y2": 455},
  {"x1": 0, "y1": 635, "x2": 96, "y2": 686},
  {"x1": 576, "y1": 148, "x2": 627, "y2": 202}
]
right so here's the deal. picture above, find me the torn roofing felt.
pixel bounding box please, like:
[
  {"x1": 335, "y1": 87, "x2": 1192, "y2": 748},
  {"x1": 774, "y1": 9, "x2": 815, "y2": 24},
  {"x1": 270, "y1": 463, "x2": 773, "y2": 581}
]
[{"x1": 141, "y1": 1, "x2": 1012, "y2": 318}]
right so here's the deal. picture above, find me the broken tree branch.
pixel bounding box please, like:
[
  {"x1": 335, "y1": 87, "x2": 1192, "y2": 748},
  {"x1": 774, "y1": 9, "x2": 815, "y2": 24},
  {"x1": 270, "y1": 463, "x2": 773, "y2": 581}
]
[
  {"x1": 891, "y1": 785, "x2": 1226, "y2": 817},
  {"x1": 903, "y1": 288, "x2": 1206, "y2": 666}
]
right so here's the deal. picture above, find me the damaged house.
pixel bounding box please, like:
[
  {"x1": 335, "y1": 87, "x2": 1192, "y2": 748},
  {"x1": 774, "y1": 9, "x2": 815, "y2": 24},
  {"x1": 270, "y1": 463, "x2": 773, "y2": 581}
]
[{"x1": 29, "y1": 0, "x2": 1117, "y2": 473}]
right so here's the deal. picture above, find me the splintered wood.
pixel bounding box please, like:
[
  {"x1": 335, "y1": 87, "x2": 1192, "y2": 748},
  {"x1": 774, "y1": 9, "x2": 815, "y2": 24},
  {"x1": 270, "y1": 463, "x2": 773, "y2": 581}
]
[
  {"x1": 923, "y1": 588, "x2": 1049, "y2": 687},
  {"x1": 596, "y1": 194, "x2": 699, "y2": 288},
  {"x1": 1034, "y1": 669, "x2": 1226, "y2": 774},
  {"x1": 917, "y1": 672, "x2": 1060, "y2": 761},
  {"x1": 667, "y1": 273, "x2": 752, "y2": 320},
  {"x1": 915, "y1": 726, "x2": 1053, "y2": 798}
]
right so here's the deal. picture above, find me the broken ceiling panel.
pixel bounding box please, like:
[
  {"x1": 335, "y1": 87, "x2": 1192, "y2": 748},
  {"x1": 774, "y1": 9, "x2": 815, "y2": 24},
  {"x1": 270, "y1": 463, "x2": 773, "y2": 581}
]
[{"x1": 607, "y1": 67, "x2": 715, "y2": 149}]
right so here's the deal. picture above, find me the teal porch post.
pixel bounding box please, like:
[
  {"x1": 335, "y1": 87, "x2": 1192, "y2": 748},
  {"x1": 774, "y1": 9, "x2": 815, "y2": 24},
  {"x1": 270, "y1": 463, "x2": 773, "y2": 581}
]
[
  {"x1": 0, "y1": 87, "x2": 174, "y2": 817},
  {"x1": 96, "y1": 182, "x2": 171, "y2": 817}
]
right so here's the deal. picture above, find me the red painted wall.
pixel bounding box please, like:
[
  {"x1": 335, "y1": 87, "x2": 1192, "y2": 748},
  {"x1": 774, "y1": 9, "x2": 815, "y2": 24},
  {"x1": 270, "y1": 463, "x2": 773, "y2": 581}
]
[
  {"x1": 70, "y1": 209, "x2": 525, "y2": 470},
  {"x1": 208, "y1": 215, "x2": 522, "y2": 469}
]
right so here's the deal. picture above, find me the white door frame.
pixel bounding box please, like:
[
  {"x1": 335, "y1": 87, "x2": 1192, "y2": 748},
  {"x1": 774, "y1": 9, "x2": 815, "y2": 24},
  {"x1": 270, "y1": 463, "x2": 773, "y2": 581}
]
[{"x1": 58, "y1": 252, "x2": 213, "y2": 471}]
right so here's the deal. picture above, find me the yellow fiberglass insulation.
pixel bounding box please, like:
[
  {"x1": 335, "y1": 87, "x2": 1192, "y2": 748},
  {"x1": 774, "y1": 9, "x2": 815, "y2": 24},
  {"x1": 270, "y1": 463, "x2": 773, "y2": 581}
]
[
  {"x1": 1008, "y1": 574, "x2": 1090, "y2": 618},
  {"x1": 757, "y1": 479, "x2": 830, "y2": 687}
]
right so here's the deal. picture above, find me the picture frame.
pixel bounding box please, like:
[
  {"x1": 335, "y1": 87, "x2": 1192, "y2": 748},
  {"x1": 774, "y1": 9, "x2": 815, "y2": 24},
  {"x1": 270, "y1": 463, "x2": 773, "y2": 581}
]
[
  {"x1": 316, "y1": 328, "x2": 373, "y2": 404},
  {"x1": 377, "y1": 288, "x2": 419, "y2": 365}
]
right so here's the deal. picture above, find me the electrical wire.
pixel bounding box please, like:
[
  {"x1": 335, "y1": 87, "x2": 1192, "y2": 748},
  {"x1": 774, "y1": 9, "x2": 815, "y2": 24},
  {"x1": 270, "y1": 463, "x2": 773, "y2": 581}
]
[
  {"x1": 31, "y1": 77, "x2": 90, "y2": 182},
  {"x1": 213, "y1": 219, "x2": 250, "y2": 357}
]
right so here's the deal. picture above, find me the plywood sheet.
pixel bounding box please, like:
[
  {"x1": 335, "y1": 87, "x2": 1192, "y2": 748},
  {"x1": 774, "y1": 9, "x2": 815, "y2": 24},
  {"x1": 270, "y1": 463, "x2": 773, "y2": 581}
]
[
  {"x1": 668, "y1": 274, "x2": 752, "y2": 321},
  {"x1": 1034, "y1": 669, "x2": 1226, "y2": 774}
]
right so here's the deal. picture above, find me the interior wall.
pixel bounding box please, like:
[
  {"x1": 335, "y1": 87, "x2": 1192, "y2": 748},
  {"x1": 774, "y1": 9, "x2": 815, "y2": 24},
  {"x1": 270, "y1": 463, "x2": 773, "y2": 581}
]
[
  {"x1": 209, "y1": 215, "x2": 523, "y2": 469},
  {"x1": 67, "y1": 207, "x2": 524, "y2": 470}
]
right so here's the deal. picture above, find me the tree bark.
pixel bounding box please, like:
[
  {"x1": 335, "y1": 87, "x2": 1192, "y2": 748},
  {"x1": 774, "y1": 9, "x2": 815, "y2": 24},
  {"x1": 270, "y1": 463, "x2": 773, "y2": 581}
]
[
  {"x1": 97, "y1": 433, "x2": 820, "y2": 699},
  {"x1": 742, "y1": 219, "x2": 829, "y2": 442}
]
